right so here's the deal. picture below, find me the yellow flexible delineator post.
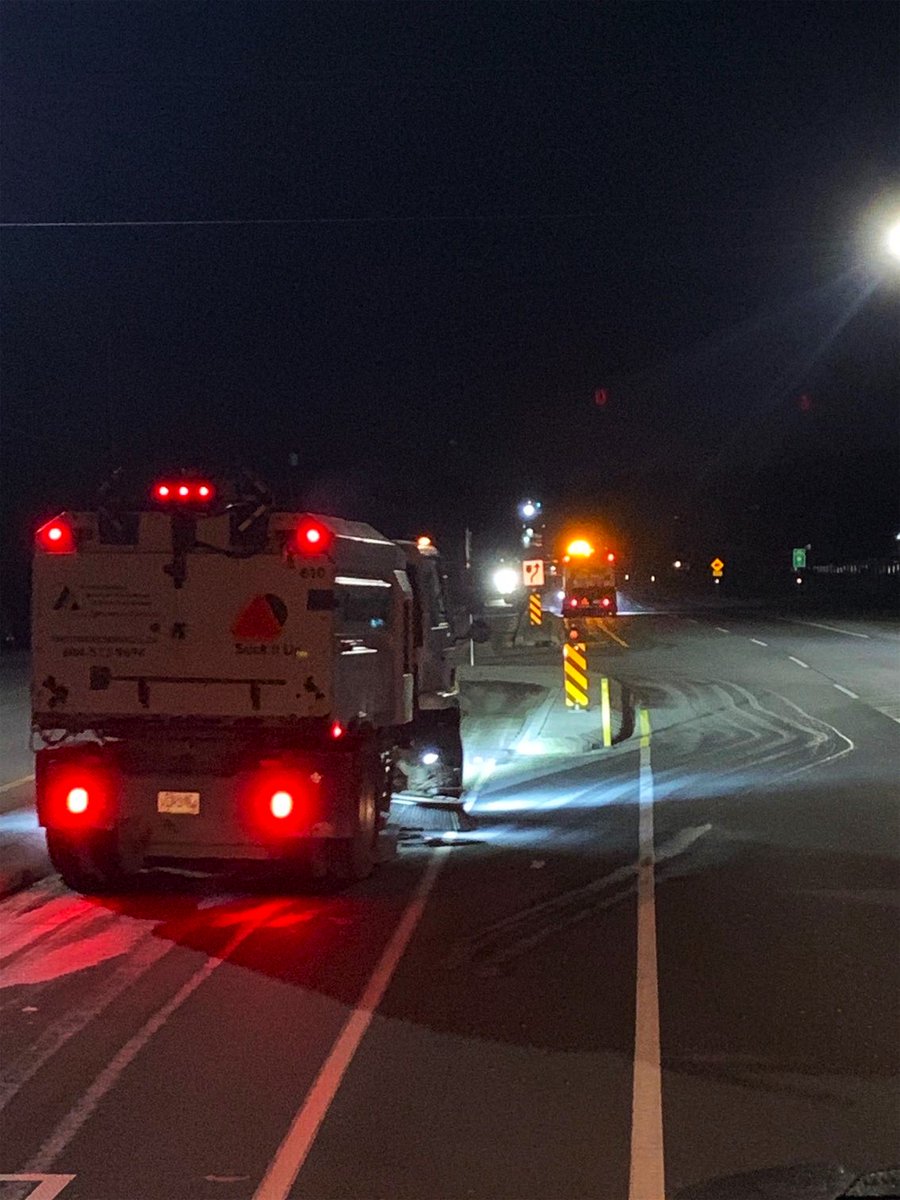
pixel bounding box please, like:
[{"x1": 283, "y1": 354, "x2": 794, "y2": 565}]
[
  {"x1": 600, "y1": 676, "x2": 612, "y2": 746},
  {"x1": 563, "y1": 642, "x2": 589, "y2": 708}
]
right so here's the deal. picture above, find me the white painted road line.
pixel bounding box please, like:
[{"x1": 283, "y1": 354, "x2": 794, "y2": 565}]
[
  {"x1": 782, "y1": 618, "x2": 870, "y2": 639},
  {"x1": 0, "y1": 774, "x2": 34, "y2": 796},
  {"x1": 715, "y1": 627, "x2": 729, "y2": 634},
  {"x1": 629, "y1": 707, "x2": 665, "y2": 1200},
  {"x1": 254, "y1": 849, "x2": 449, "y2": 1200},
  {"x1": 24, "y1": 899, "x2": 288, "y2": 1173},
  {"x1": 833, "y1": 684, "x2": 859, "y2": 699},
  {"x1": 0, "y1": 1176, "x2": 75, "y2": 1199},
  {"x1": 789, "y1": 656, "x2": 809, "y2": 669},
  {"x1": 750, "y1": 638, "x2": 768, "y2": 646}
]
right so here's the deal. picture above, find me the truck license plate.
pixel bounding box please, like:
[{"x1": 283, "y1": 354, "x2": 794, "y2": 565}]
[{"x1": 157, "y1": 790, "x2": 200, "y2": 815}]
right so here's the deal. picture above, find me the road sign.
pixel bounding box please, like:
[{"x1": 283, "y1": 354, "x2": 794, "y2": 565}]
[
  {"x1": 522, "y1": 559, "x2": 545, "y2": 587},
  {"x1": 563, "y1": 642, "x2": 589, "y2": 709},
  {"x1": 710, "y1": 557, "x2": 724, "y2": 578},
  {"x1": 528, "y1": 593, "x2": 542, "y2": 626},
  {"x1": 792, "y1": 548, "x2": 807, "y2": 570}
]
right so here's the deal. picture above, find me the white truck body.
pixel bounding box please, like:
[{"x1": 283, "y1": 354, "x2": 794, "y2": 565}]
[
  {"x1": 33, "y1": 512, "x2": 413, "y2": 728},
  {"x1": 32, "y1": 499, "x2": 464, "y2": 890}
]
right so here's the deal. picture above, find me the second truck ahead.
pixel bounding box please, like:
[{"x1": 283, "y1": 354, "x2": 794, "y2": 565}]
[{"x1": 31, "y1": 470, "x2": 483, "y2": 892}]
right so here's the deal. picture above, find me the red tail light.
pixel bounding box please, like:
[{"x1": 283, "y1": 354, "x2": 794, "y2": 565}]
[
  {"x1": 330, "y1": 721, "x2": 344, "y2": 740},
  {"x1": 36, "y1": 517, "x2": 76, "y2": 555},
  {"x1": 602, "y1": 597, "x2": 611, "y2": 607},
  {"x1": 568, "y1": 598, "x2": 578, "y2": 609},
  {"x1": 606, "y1": 553, "x2": 615, "y2": 563},
  {"x1": 270, "y1": 790, "x2": 294, "y2": 819},
  {"x1": 295, "y1": 518, "x2": 333, "y2": 556},
  {"x1": 37, "y1": 758, "x2": 112, "y2": 828},
  {"x1": 66, "y1": 786, "x2": 90, "y2": 814}
]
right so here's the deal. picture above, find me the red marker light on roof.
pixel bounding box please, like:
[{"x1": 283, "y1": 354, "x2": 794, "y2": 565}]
[
  {"x1": 177, "y1": 484, "x2": 190, "y2": 499},
  {"x1": 295, "y1": 518, "x2": 333, "y2": 555},
  {"x1": 36, "y1": 517, "x2": 76, "y2": 554},
  {"x1": 197, "y1": 484, "x2": 212, "y2": 499},
  {"x1": 155, "y1": 484, "x2": 171, "y2": 499}
]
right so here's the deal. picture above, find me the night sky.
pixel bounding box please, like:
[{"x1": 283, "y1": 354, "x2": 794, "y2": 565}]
[{"x1": 1, "y1": 1, "x2": 898, "y2": 625}]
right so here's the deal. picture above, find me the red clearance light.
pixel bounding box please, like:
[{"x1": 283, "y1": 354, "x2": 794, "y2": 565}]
[
  {"x1": 602, "y1": 597, "x2": 611, "y2": 607},
  {"x1": 568, "y1": 598, "x2": 578, "y2": 609},
  {"x1": 295, "y1": 518, "x2": 333, "y2": 556},
  {"x1": 36, "y1": 517, "x2": 76, "y2": 554},
  {"x1": 153, "y1": 481, "x2": 214, "y2": 503},
  {"x1": 607, "y1": 553, "x2": 616, "y2": 563},
  {"x1": 66, "y1": 786, "x2": 90, "y2": 814},
  {"x1": 270, "y1": 790, "x2": 294, "y2": 819},
  {"x1": 330, "y1": 721, "x2": 344, "y2": 739}
]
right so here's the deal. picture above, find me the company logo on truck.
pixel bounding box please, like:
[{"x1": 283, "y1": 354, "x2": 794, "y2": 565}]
[{"x1": 231, "y1": 594, "x2": 288, "y2": 642}]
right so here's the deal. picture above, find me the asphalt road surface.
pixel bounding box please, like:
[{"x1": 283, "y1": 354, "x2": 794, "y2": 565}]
[{"x1": 1, "y1": 604, "x2": 898, "y2": 1200}]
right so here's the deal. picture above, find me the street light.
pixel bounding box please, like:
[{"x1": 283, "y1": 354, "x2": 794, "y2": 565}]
[
  {"x1": 886, "y1": 219, "x2": 900, "y2": 261},
  {"x1": 518, "y1": 499, "x2": 541, "y2": 521}
]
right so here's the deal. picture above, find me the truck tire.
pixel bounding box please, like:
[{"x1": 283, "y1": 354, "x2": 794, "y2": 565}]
[
  {"x1": 328, "y1": 750, "x2": 379, "y2": 884},
  {"x1": 46, "y1": 829, "x2": 128, "y2": 894}
]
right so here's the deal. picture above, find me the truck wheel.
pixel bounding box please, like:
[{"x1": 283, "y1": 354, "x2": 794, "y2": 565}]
[
  {"x1": 329, "y1": 753, "x2": 379, "y2": 884},
  {"x1": 46, "y1": 829, "x2": 128, "y2": 894}
]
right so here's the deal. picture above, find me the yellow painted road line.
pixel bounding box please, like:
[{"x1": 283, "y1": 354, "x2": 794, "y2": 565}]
[
  {"x1": 598, "y1": 620, "x2": 629, "y2": 649},
  {"x1": 600, "y1": 677, "x2": 612, "y2": 747}
]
